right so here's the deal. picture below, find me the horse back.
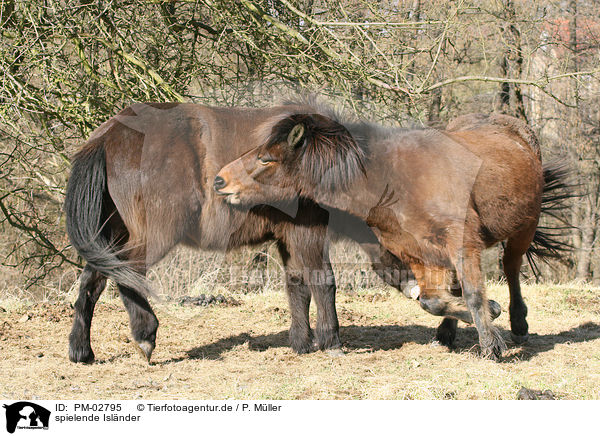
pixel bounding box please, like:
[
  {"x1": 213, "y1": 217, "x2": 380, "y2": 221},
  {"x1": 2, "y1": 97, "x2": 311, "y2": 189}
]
[
  {"x1": 91, "y1": 103, "x2": 310, "y2": 263},
  {"x1": 443, "y1": 121, "x2": 544, "y2": 242},
  {"x1": 446, "y1": 113, "x2": 541, "y2": 159}
]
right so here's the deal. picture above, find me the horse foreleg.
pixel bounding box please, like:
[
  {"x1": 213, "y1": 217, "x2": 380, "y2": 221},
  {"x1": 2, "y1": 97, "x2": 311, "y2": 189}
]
[
  {"x1": 278, "y1": 243, "x2": 315, "y2": 354},
  {"x1": 310, "y1": 261, "x2": 342, "y2": 353},
  {"x1": 410, "y1": 263, "x2": 465, "y2": 347},
  {"x1": 454, "y1": 250, "x2": 506, "y2": 360},
  {"x1": 419, "y1": 289, "x2": 502, "y2": 324},
  {"x1": 69, "y1": 265, "x2": 107, "y2": 363},
  {"x1": 283, "y1": 269, "x2": 314, "y2": 354},
  {"x1": 412, "y1": 263, "x2": 501, "y2": 347}
]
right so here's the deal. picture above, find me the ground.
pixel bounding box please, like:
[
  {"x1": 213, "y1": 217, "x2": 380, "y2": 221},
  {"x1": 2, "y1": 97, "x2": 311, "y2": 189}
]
[{"x1": 1, "y1": 283, "x2": 599, "y2": 400}]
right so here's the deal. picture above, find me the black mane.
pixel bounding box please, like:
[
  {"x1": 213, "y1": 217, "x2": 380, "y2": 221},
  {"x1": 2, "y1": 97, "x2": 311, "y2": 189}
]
[{"x1": 267, "y1": 111, "x2": 368, "y2": 192}]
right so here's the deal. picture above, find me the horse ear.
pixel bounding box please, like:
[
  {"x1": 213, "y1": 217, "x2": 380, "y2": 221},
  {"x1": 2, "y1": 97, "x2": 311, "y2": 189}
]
[{"x1": 287, "y1": 123, "x2": 305, "y2": 148}]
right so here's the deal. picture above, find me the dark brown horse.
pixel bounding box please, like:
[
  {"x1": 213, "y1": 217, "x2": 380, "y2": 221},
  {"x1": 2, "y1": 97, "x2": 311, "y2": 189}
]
[
  {"x1": 65, "y1": 102, "x2": 343, "y2": 363},
  {"x1": 66, "y1": 102, "x2": 461, "y2": 363},
  {"x1": 215, "y1": 104, "x2": 569, "y2": 360}
]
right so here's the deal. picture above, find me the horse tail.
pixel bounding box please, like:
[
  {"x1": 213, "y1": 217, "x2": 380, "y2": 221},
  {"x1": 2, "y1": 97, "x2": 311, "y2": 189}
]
[
  {"x1": 64, "y1": 140, "x2": 154, "y2": 297},
  {"x1": 526, "y1": 160, "x2": 577, "y2": 277}
]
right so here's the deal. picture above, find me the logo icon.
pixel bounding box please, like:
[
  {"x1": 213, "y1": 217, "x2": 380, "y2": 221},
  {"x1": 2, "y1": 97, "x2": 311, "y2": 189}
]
[{"x1": 3, "y1": 402, "x2": 50, "y2": 433}]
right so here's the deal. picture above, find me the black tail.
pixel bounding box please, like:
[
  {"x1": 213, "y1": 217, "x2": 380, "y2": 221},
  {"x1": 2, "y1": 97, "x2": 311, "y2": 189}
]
[
  {"x1": 526, "y1": 161, "x2": 577, "y2": 277},
  {"x1": 64, "y1": 143, "x2": 154, "y2": 297}
]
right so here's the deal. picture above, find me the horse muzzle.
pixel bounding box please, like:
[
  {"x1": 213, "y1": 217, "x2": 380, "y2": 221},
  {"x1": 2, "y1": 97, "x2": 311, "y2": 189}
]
[{"x1": 213, "y1": 176, "x2": 242, "y2": 204}]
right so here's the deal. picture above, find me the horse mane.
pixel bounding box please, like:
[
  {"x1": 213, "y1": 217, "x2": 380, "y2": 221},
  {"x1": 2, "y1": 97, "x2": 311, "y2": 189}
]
[
  {"x1": 281, "y1": 94, "x2": 350, "y2": 123},
  {"x1": 267, "y1": 112, "x2": 367, "y2": 192},
  {"x1": 252, "y1": 95, "x2": 355, "y2": 146}
]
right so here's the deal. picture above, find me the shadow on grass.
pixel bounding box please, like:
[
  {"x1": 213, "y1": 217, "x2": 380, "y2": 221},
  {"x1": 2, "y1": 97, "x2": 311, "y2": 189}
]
[
  {"x1": 158, "y1": 321, "x2": 600, "y2": 364},
  {"x1": 501, "y1": 321, "x2": 600, "y2": 362}
]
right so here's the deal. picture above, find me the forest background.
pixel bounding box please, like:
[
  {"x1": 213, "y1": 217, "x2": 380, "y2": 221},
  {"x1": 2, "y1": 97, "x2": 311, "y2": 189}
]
[{"x1": 1, "y1": 0, "x2": 599, "y2": 297}]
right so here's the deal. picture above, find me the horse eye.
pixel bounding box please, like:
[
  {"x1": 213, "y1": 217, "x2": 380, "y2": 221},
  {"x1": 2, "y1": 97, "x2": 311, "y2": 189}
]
[{"x1": 258, "y1": 155, "x2": 275, "y2": 165}]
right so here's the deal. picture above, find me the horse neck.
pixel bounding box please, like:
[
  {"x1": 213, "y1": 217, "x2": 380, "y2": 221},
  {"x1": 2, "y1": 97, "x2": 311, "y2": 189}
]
[
  {"x1": 310, "y1": 189, "x2": 370, "y2": 220},
  {"x1": 308, "y1": 150, "x2": 392, "y2": 222}
]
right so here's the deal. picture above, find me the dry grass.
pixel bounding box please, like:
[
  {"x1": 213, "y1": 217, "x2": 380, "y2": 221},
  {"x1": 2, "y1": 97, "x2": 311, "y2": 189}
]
[{"x1": 1, "y1": 278, "x2": 599, "y2": 400}]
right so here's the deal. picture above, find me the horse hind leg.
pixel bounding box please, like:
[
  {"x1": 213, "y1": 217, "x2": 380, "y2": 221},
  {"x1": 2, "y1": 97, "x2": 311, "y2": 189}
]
[
  {"x1": 118, "y1": 241, "x2": 159, "y2": 363},
  {"x1": 119, "y1": 285, "x2": 159, "y2": 362},
  {"x1": 503, "y1": 229, "x2": 535, "y2": 344},
  {"x1": 69, "y1": 265, "x2": 107, "y2": 363}
]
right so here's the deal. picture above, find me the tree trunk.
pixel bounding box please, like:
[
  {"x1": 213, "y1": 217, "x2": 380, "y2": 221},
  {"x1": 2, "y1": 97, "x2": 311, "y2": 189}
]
[
  {"x1": 567, "y1": 0, "x2": 592, "y2": 280},
  {"x1": 576, "y1": 201, "x2": 594, "y2": 280},
  {"x1": 428, "y1": 88, "x2": 442, "y2": 125},
  {"x1": 496, "y1": 0, "x2": 528, "y2": 121}
]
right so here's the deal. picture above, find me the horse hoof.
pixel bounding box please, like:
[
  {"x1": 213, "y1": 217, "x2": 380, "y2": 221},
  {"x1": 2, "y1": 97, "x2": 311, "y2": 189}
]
[
  {"x1": 134, "y1": 340, "x2": 155, "y2": 363},
  {"x1": 326, "y1": 348, "x2": 345, "y2": 357},
  {"x1": 313, "y1": 332, "x2": 342, "y2": 352},
  {"x1": 481, "y1": 346, "x2": 503, "y2": 361},
  {"x1": 69, "y1": 347, "x2": 95, "y2": 364},
  {"x1": 480, "y1": 328, "x2": 507, "y2": 361},
  {"x1": 489, "y1": 300, "x2": 502, "y2": 320},
  {"x1": 295, "y1": 346, "x2": 315, "y2": 354},
  {"x1": 293, "y1": 340, "x2": 316, "y2": 354},
  {"x1": 511, "y1": 332, "x2": 529, "y2": 344}
]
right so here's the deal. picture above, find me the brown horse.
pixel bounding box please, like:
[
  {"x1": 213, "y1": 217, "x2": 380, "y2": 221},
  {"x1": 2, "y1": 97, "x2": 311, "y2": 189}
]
[
  {"x1": 65, "y1": 102, "x2": 467, "y2": 363},
  {"x1": 215, "y1": 104, "x2": 569, "y2": 360},
  {"x1": 65, "y1": 102, "x2": 345, "y2": 363}
]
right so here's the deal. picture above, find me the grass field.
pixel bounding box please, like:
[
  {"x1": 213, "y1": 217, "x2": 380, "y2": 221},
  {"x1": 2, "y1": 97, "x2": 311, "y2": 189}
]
[{"x1": 1, "y1": 279, "x2": 599, "y2": 400}]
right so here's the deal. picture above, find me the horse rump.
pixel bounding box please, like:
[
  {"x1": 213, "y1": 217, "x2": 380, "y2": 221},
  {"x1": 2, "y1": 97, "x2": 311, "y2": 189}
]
[{"x1": 64, "y1": 141, "x2": 153, "y2": 298}]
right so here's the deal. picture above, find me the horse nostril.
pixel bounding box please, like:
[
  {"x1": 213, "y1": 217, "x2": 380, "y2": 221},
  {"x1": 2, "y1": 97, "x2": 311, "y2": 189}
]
[{"x1": 213, "y1": 175, "x2": 226, "y2": 191}]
